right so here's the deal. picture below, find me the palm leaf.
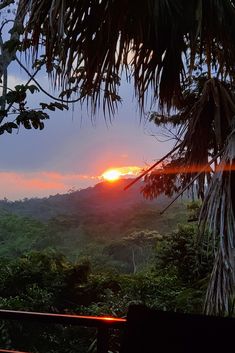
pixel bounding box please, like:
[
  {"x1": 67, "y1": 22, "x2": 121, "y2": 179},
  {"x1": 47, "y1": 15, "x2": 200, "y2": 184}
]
[
  {"x1": 18, "y1": 0, "x2": 235, "y2": 113},
  {"x1": 178, "y1": 78, "x2": 235, "y2": 198},
  {"x1": 142, "y1": 79, "x2": 235, "y2": 200}
]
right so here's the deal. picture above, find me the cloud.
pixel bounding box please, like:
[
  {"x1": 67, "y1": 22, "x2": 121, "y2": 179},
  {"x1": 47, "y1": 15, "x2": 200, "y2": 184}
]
[
  {"x1": 7, "y1": 74, "x2": 27, "y2": 90},
  {"x1": 0, "y1": 74, "x2": 27, "y2": 97},
  {"x1": 99, "y1": 166, "x2": 142, "y2": 178},
  {"x1": 0, "y1": 171, "x2": 100, "y2": 200},
  {"x1": 117, "y1": 166, "x2": 142, "y2": 176},
  {"x1": 0, "y1": 165, "x2": 142, "y2": 200}
]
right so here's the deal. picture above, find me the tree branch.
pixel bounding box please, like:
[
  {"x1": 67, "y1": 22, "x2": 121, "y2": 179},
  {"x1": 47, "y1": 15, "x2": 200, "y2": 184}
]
[
  {"x1": 160, "y1": 150, "x2": 224, "y2": 215},
  {"x1": 123, "y1": 142, "x2": 183, "y2": 191},
  {"x1": 0, "y1": 33, "x2": 7, "y2": 112},
  {"x1": 0, "y1": 0, "x2": 14, "y2": 11},
  {"x1": 0, "y1": 2, "x2": 24, "y2": 83},
  {"x1": 15, "y1": 57, "x2": 83, "y2": 104}
]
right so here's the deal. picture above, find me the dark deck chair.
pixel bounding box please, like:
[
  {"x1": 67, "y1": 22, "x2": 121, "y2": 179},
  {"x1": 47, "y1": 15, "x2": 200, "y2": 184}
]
[{"x1": 120, "y1": 305, "x2": 235, "y2": 353}]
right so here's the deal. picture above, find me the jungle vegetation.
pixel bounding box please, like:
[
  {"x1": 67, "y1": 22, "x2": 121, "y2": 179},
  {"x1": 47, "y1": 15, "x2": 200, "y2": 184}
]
[{"x1": 0, "y1": 182, "x2": 213, "y2": 352}]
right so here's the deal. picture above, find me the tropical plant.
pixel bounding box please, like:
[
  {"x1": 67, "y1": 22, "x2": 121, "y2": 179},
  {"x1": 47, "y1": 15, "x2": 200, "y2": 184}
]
[
  {"x1": 0, "y1": 2, "x2": 76, "y2": 136},
  {"x1": 156, "y1": 224, "x2": 213, "y2": 284}
]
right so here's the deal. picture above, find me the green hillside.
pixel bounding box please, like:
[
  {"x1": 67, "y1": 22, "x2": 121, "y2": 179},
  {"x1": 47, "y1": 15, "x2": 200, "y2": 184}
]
[
  {"x1": 0, "y1": 181, "x2": 211, "y2": 353},
  {"x1": 0, "y1": 179, "x2": 188, "y2": 263}
]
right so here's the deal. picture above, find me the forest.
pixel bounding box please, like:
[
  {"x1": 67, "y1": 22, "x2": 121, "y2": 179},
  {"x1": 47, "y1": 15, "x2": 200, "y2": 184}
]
[{"x1": 0, "y1": 179, "x2": 213, "y2": 352}]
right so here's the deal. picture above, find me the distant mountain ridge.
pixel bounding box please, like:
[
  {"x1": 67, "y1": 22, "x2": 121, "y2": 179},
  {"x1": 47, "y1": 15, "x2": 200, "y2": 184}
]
[
  {"x1": 0, "y1": 179, "x2": 172, "y2": 221},
  {"x1": 0, "y1": 179, "x2": 189, "y2": 259}
]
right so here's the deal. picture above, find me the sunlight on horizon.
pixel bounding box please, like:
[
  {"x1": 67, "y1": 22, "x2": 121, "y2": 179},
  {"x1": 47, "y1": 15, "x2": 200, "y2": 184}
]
[
  {"x1": 101, "y1": 166, "x2": 142, "y2": 183},
  {"x1": 102, "y1": 169, "x2": 121, "y2": 182}
]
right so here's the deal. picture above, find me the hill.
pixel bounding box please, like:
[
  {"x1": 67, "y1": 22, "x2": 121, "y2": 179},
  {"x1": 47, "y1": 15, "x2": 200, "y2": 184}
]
[
  {"x1": 0, "y1": 178, "x2": 182, "y2": 221},
  {"x1": 0, "y1": 179, "x2": 189, "y2": 262}
]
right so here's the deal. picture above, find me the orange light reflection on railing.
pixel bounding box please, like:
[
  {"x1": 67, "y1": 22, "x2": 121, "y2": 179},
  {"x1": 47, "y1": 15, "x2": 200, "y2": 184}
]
[
  {"x1": 0, "y1": 309, "x2": 127, "y2": 324},
  {"x1": 73, "y1": 314, "x2": 126, "y2": 322}
]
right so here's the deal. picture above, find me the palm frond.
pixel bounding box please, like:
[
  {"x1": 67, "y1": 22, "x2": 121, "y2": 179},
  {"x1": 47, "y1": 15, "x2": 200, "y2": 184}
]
[
  {"x1": 143, "y1": 78, "x2": 235, "y2": 200},
  {"x1": 17, "y1": 0, "x2": 235, "y2": 113},
  {"x1": 179, "y1": 78, "x2": 235, "y2": 198},
  {"x1": 141, "y1": 156, "x2": 184, "y2": 200}
]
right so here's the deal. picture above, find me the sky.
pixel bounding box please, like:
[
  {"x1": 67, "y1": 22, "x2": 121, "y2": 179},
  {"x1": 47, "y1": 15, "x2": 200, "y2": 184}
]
[{"x1": 0, "y1": 57, "x2": 174, "y2": 200}]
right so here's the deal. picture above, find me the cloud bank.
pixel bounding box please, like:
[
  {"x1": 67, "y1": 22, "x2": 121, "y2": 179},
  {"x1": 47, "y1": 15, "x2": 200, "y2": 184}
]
[
  {"x1": 0, "y1": 166, "x2": 142, "y2": 200},
  {"x1": 0, "y1": 171, "x2": 100, "y2": 200}
]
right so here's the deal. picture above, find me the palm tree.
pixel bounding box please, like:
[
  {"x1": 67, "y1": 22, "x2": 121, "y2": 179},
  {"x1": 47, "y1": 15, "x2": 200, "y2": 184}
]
[
  {"x1": 18, "y1": 1, "x2": 235, "y2": 111},
  {"x1": 18, "y1": 0, "x2": 235, "y2": 314},
  {"x1": 143, "y1": 77, "x2": 235, "y2": 315}
]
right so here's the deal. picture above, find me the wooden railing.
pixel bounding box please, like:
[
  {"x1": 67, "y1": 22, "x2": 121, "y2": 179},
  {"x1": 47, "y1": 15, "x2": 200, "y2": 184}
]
[
  {"x1": 2, "y1": 306, "x2": 235, "y2": 353},
  {"x1": 0, "y1": 309, "x2": 127, "y2": 353}
]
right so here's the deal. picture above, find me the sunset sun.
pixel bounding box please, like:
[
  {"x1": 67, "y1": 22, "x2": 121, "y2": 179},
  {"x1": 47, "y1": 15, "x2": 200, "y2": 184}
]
[
  {"x1": 102, "y1": 169, "x2": 121, "y2": 182},
  {"x1": 101, "y1": 166, "x2": 142, "y2": 183}
]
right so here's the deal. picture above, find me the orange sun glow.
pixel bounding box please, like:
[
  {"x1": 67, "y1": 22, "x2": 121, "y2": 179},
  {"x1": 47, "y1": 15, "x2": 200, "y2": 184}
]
[
  {"x1": 101, "y1": 166, "x2": 142, "y2": 182},
  {"x1": 102, "y1": 169, "x2": 121, "y2": 182}
]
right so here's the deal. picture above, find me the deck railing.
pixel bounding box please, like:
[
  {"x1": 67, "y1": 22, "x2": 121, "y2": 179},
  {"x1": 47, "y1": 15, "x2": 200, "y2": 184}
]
[
  {"x1": 0, "y1": 309, "x2": 127, "y2": 353},
  {"x1": 1, "y1": 306, "x2": 235, "y2": 353}
]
